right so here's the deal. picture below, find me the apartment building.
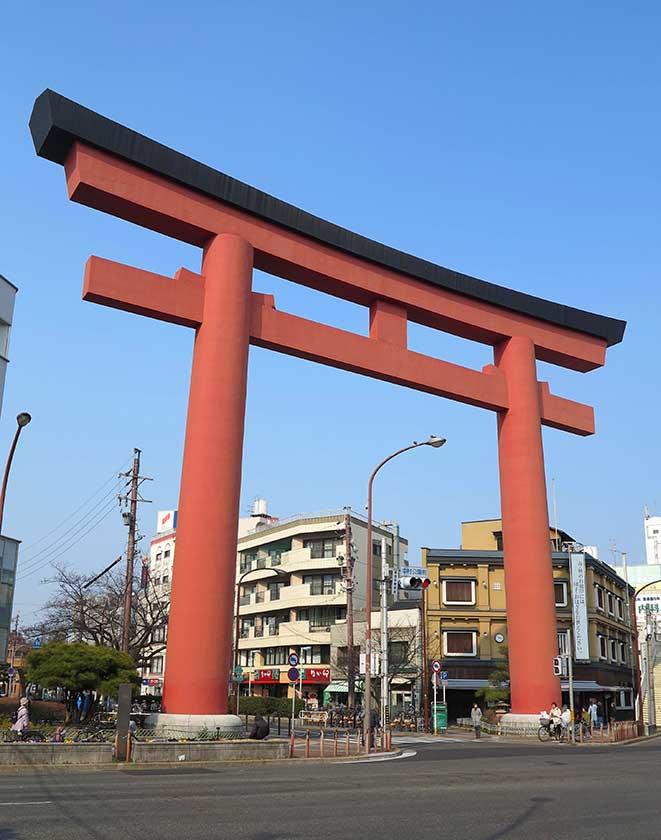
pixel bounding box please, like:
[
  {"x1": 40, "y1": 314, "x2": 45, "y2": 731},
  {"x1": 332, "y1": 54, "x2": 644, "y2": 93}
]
[
  {"x1": 423, "y1": 519, "x2": 637, "y2": 722},
  {"x1": 236, "y1": 509, "x2": 407, "y2": 703}
]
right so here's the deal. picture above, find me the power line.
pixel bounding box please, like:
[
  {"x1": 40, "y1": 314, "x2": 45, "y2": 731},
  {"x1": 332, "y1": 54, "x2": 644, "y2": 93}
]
[
  {"x1": 20, "y1": 455, "x2": 133, "y2": 553},
  {"x1": 17, "y1": 498, "x2": 121, "y2": 580}
]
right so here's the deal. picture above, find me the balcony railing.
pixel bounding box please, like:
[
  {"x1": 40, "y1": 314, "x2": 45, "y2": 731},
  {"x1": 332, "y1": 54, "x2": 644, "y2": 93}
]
[
  {"x1": 310, "y1": 583, "x2": 336, "y2": 596},
  {"x1": 254, "y1": 626, "x2": 264, "y2": 637},
  {"x1": 256, "y1": 558, "x2": 266, "y2": 569},
  {"x1": 239, "y1": 595, "x2": 251, "y2": 606},
  {"x1": 310, "y1": 622, "x2": 333, "y2": 632},
  {"x1": 268, "y1": 625, "x2": 279, "y2": 636},
  {"x1": 255, "y1": 592, "x2": 265, "y2": 604}
]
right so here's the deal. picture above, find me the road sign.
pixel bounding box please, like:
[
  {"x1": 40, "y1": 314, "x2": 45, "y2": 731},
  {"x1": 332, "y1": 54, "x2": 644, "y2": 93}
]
[
  {"x1": 6, "y1": 667, "x2": 14, "y2": 677},
  {"x1": 287, "y1": 667, "x2": 300, "y2": 683},
  {"x1": 32, "y1": 637, "x2": 42, "y2": 649},
  {"x1": 288, "y1": 653, "x2": 299, "y2": 667},
  {"x1": 441, "y1": 671, "x2": 448, "y2": 680},
  {"x1": 233, "y1": 665, "x2": 243, "y2": 676},
  {"x1": 431, "y1": 659, "x2": 442, "y2": 673}
]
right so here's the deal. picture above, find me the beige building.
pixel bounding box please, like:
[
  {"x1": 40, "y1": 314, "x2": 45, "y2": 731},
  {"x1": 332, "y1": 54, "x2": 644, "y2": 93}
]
[{"x1": 423, "y1": 519, "x2": 637, "y2": 722}]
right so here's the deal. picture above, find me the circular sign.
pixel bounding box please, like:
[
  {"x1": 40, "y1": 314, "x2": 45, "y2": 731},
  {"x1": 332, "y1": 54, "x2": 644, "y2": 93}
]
[
  {"x1": 287, "y1": 667, "x2": 300, "y2": 683},
  {"x1": 431, "y1": 659, "x2": 442, "y2": 673},
  {"x1": 6, "y1": 666, "x2": 14, "y2": 677},
  {"x1": 494, "y1": 633, "x2": 505, "y2": 644},
  {"x1": 288, "y1": 653, "x2": 299, "y2": 667}
]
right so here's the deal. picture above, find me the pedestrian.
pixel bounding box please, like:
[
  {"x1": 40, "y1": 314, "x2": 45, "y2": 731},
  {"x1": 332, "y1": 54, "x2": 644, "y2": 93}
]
[
  {"x1": 11, "y1": 697, "x2": 29, "y2": 740},
  {"x1": 588, "y1": 698, "x2": 598, "y2": 734},
  {"x1": 471, "y1": 703, "x2": 483, "y2": 739},
  {"x1": 248, "y1": 713, "x2": 270, "y2": 740},
  {"x1": 369, "y1": 707, "x2": 380, "y2": 749}
]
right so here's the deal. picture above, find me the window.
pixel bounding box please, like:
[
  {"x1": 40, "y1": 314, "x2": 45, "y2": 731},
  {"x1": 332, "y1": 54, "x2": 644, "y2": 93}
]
[
  {"x1": 162, "y1": 574, "x2": 169, "y2": 585},
  {"x1": 615, "y1": 688, "x2": 634, "y2": 709},
  {"x1": 303, "y1": 539, "x2": 339, "y2": 559},
  {"x1": 557, "y1": 630, "x2": 569, "y2": 656},
  {"x1": 238, "y1": 649, "x2": 256, "y2": 667},
  {"x1": 442, "y1": 579, "x2": 476, "y2": 606},
  {"x1": 308, "y1": 606, "x2": 338, "y2": 629},
  {"x1": 163, "y1": 548, "x2": 171, "y2": 559},
  {"x1": 152, "y1": 625, "x2": 167, "y2": 643},
  {"x1": 150, "y1": 656, "x2": 164, "y2": 674},
  {"x1": 304, "y1": 574, "x2": 338, "y2": 596},
  {"x1": 372, "y1": 542, "x2": 382, "y2": 557},
  {"x1": 609, "y1": 639, "x2": 617, "y2": 661},
  {"x1": 268, "y1": 582, "x2": 283, "y2": 601},
  {"x1": 619, "y1": 641, "x2": 627, "y2": 663},
  {"x1": 443, "y1": 630, "x2": 477, "y2": 657},
  {"x1": 617, "y1": 598, "x2": 624, "y2": 620},
  {"x1": 300, "y1": 645, "x2": 328, "y2": 664},
  {"x1": 607, "y1": 592, "x2": 615, "y2": 616},
  {"x1": 264, "y1": 647, "x2": 288, "y2": 665},
  {"x1": 595, "y1": 586, "x2": 605, "y2": 611},
  {"x1": 153, "y1": 577, "x2": 161, "y2": 586},
  {"x1": 389, "y1": 641, "x2": 409, "y2": 665},
  {"x1": 598, "y1": 635, "x2": 607, "y2": 660},
  {"x1": 155, "y1": 552, "x2": 162, "y2": 563},
  {"x1": 554, "y1": 581, "x2": 568, "y2": 608}
]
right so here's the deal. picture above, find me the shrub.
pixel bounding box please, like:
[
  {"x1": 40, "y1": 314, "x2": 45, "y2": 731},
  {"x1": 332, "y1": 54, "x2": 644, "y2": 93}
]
[{"x1": 0, "y1": 698, "x2": 67, "y2": 723}]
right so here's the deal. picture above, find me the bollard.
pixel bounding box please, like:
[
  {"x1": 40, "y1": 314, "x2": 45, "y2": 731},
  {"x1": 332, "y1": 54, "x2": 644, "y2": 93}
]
[
  {"x1": 126, "y1": 731, "x2": 132, "y2": 763},
  {"x1": 579, "y1": 723, "x2": 583, "y2": 744},
  {"x1": 386, "y1": 730, "x2": 391, "y2": 751},
  {"x1": 278, "y1": 716, "x2": 281, "y2": 736},
  {"x1": 355, "y1": 733, "x2": 360, "y2": 755},
  {"x1": 289, "y1": 729, "x2": 295, "y2": 758},
  {"x1": 319, "y1": 729, "x2": 324, "y2": 758},
  {"x1": 305, "y1": 731, "x2": 310, "y2": 758},
  {"x1": 600, "y1": 724, "x2": 604, "y2": 743},
  {"x1": 333, "y1": 730, "x2": 338, "y2": 758},
  {"x1": 346, "y1": 731, "x2": 350, "y2": 756}
]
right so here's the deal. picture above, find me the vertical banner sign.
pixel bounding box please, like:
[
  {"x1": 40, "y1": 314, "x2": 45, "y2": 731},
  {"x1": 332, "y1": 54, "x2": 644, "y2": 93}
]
[{"x1": 569, "y1": 552, "x2": 590, "y2": 660}]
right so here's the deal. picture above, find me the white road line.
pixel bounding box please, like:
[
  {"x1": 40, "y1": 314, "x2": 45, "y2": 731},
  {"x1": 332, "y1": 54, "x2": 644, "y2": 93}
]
[
  {"x1": 354, "y1": 750, "x2": 417, "y2": 763},
  {"x1": 0, "y1": 801, "x2": 52, "y2": 806}
]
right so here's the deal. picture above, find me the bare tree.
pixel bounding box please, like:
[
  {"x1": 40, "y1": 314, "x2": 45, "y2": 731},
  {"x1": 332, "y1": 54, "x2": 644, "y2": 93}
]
[{"x1": 25, "y1": 563, "x2": 168, "y2": 669}]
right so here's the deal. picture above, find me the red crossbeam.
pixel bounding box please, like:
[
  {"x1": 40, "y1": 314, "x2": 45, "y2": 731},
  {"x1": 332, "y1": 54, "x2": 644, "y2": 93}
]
[{"x1": 82, "y1": 256, "x2": 594, "y2": 435}]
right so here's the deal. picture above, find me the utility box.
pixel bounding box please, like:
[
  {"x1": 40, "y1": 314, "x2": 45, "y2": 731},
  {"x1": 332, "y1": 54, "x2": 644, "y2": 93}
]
[{"x1": 433, "y1": 702, "x2": 448, "y2": 733}]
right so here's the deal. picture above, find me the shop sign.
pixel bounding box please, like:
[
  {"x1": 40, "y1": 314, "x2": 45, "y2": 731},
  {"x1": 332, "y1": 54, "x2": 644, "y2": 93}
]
[
  {"x1": 252, "y1": 669, "x2": 280, "y2": 683},
  {"x1": 302, "y1": 668, "x2": 331, "y2": 683}
]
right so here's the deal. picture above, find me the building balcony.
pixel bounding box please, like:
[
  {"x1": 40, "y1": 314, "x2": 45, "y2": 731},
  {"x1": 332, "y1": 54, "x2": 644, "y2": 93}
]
[
  {"x1": 237, "y1": 618, "x2": 332, "y2": 649},
  {"x1": 237, "y1": 582, "x2": 346, "y2": 615}
]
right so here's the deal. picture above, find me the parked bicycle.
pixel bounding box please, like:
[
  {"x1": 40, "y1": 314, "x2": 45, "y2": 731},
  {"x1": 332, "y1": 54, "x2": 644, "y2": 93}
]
[{"x1": 2, "y1": 727, "x2": 46, "y2": 743}]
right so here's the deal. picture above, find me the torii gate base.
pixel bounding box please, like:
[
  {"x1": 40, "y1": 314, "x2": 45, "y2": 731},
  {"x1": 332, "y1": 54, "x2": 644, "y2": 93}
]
[{"x1": 29, "y1": 91, "x2": 626, "y2": 726}]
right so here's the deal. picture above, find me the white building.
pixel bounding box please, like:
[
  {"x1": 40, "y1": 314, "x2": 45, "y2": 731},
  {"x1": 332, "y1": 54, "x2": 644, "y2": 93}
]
[
  {"x1": 644, "y1": 510, "x2": 661, "y2": 566},
  {"x1": 139, "y1": 501, "x2": 409, "y2": 702}
]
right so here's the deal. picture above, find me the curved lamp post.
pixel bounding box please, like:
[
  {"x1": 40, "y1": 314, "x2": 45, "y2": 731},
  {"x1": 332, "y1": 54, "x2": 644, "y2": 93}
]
[
  {"x1": 0, "y1": 412, "x2": 32, "y2": 534},
  {"x1": 363, "y1": 435, "x2": 446, "y2": 753}
]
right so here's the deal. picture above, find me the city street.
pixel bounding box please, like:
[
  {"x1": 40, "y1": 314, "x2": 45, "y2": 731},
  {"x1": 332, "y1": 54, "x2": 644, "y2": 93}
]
[{"x1": 0, "y1": 738, "x2": 659, "y2": 839}]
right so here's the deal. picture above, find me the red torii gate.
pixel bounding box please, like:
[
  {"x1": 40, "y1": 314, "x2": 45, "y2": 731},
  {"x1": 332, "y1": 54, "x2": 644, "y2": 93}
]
[{"x1": 30, "y1": 90, "x2": 625, "y2": 718}]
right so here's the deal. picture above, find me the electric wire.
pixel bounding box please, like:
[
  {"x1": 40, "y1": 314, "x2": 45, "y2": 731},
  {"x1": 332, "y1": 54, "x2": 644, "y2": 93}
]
[{"x1": 20, "y1": 455, "x2": 132, "y2": 554}]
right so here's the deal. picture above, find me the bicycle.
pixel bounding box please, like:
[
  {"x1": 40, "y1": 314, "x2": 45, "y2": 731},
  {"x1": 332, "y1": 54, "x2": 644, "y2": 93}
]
[
  {"x1": 538, "y1": 718, "x2": 563, "y2": 742},
  {"x1": 3, "y1": 728, "x2": 46, "y2": 743}
]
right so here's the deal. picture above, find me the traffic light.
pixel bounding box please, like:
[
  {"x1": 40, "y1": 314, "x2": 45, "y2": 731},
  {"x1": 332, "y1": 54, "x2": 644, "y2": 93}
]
[
  {"x1": 553, "y1": 657, "x2": 566, "y2": 676},
  {"x1": 398, "y1": 574, "x2": 430, "y2": 591}
]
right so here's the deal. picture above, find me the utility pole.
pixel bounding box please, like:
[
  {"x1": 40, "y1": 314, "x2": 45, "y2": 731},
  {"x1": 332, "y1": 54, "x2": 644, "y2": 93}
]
[
  {"x1": 645, "y1": 606, "x2": 657, "y2": 732},
  {"x1": 343, "y1": 508, "x2": 356, "y2": 708},
  {"x1": 8, "y1": 613, "x2": 19, "y2": 697},
  {"x1": 119, "y1": 449, "x2": 152, "y2": 654},
  {"x1": 380, "y1": 535, "x2": 389, "y2": 730}
]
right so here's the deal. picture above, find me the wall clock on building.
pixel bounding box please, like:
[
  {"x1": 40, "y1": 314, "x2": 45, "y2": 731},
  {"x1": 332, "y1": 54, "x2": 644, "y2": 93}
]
[{"x1": 494, "y1": 633, "x2": 505, "y2": 643}]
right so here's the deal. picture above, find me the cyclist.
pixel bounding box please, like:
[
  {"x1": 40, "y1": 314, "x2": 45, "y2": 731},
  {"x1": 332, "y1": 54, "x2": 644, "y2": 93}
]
[{"x1": 549, "y1": 702, "x2": 562, "y2": 738}]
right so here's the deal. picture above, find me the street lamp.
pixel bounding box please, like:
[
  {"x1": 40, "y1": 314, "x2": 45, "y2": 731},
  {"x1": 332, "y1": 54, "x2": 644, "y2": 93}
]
[
  {"x1": 0, "y1": 412, "x2": 32, "y2": 534},
  {"x1": 363, "y1": 435, "x2": 446, "y2": 752},
  {"x1": 234, "y1": 565, "x2": 289, "y2": 714}
]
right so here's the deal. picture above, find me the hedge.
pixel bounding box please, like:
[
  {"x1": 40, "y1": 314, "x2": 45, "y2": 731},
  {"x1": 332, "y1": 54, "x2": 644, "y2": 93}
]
[
  {"x1": 228, "y1": 695, "x2": 305, "y2": 717},
  {"x1": 0, "y1": 698, "x2": 67, "y2": 723}
]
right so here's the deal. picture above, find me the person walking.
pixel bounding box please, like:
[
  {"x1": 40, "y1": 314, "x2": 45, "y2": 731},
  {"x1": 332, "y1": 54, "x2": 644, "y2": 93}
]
[
  {"x1": 11, "y1": 697, "x2": 29, "y2": 740},
  {"x1": 471, "y1": 703, "x2": 483, "y2": 739},
  {"x1": 588, "y1": 698, "x2": 598, "y2": 735},
  {"x1": 369, "y1": 707, "x2": 381, "y2": 750}
]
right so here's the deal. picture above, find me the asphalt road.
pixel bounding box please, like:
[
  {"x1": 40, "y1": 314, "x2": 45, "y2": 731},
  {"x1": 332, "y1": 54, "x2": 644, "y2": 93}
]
[{"x1": 0, "y1": 738, "x2": 659, "y2": 840}]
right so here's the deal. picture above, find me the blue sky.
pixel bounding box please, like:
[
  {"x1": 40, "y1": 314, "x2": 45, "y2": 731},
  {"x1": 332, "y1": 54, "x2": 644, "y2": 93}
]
[{"x1": 1, "y1": 2, "x2": 658, "y2": 621}]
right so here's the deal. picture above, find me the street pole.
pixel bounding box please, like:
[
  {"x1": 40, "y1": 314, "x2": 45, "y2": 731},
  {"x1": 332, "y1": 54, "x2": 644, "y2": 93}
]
[
  {"x1": 567, "y1": 627, "x2": 575, "y2": 742},
  {"x1": 433, "y1": 673, "x2": 437, "y2": 735},
  {"x1": 380, "y1": 535, "x2": 389, "y2": 731},
  {"x1": 0, "y1": 413, "x2": 31, "y2": 535},
  {"x1": 646, "y1": 609, "x2": 657, "y2": 732},
  {"x1": 622, "y1": 552, "x2": 640, "y2": 724},
  {"x1": 344, "y1": 508, "x2": 356, "y2": 709},
  {"x1": 422, "y1": 586, "x2": 430, "y2": 733},
  {"x1": 363, "y1": 436, "x2": 446, "y2": 753},
  {"x1": 8, "y1": 613, "x2": 18, "y2": 697},
  {"x1": 121, "y1": 448, "x2": 141, "y2": 653}
]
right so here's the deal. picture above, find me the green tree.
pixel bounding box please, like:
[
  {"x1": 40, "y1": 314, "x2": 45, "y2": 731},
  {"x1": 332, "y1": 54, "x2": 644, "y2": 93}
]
[
  {"x1": 26, "y1": 641, "x2": 139, "y2": 719},
  {"x1": 475, "y1": 644, "x2": 510, "y2": 706}
]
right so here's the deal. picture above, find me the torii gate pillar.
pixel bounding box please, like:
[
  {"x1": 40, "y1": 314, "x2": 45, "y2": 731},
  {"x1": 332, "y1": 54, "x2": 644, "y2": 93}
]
[
  {"x1": 496, "y1": 336, "x2": 559, "y2": 713},
  {"x1": 163, "y1": 235, "x2": 253, "y2": 714}
]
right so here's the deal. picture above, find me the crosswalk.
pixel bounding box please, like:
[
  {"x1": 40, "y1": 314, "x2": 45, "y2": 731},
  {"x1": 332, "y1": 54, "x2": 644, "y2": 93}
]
[{"x1": 392, "y1": 734, "x2": 488, "y2": 745}]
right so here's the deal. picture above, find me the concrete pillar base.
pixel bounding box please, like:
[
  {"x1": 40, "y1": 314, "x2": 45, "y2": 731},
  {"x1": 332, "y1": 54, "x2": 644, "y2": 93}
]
[{"x1": 146, "y1": 713, "x2": 244, "y2": 739}]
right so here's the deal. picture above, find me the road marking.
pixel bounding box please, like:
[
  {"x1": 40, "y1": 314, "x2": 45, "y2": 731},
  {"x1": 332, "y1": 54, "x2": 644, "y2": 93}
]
[
  {"x1": 354, "y1": 750, "x2": 417, "y2": 763},
  {"x1": 0, "y1": 801, "x2": 52, "y2": 806}
]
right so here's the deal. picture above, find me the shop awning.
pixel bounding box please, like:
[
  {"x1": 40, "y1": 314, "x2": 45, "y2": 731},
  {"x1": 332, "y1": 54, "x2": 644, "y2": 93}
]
[
  {"x1": 325, "y1": 681, "x2": 348, "y2": 693},
  {"x1": 560, "y1": 681, "x2": 631, "y2": 692},
  {"x1": 444, "y1": 679, "x2": 489, "y2": 690}
]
